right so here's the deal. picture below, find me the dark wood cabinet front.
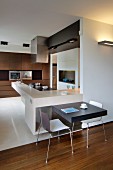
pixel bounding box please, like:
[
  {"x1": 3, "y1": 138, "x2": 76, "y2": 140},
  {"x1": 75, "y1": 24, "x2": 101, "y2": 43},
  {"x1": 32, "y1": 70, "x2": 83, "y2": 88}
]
[
  {"x1": 9, "y1": 53, "x2": 22, "y2": 70},
  {"x1": 0, "y1": 52, "x2": 50, "y2": 97},
  {"x1": 0, "y1": 53, "x2": 10, "y2": 70},
  {"x1": 22, "y1": 54, "x2": 32, "y2": 70},
  {"x1": 42, "y1": 63, "x2": 50, "y2": 80}
]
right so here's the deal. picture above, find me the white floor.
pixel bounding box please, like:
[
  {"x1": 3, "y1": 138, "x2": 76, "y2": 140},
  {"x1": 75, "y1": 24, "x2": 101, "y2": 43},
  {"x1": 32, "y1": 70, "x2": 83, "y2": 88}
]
[{"x1": 0, "y1": 97, "x2": 38, "y2": 151}]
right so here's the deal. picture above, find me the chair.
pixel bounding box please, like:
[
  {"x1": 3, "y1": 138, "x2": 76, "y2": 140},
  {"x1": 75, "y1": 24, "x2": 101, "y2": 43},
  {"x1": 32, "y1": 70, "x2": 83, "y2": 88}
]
[
  {"x1": 82, "y1": 100, "x2": 107, "y2": 148},
  {"x1": 37, "y1": 109, "x2": 73, "y2": 163}
]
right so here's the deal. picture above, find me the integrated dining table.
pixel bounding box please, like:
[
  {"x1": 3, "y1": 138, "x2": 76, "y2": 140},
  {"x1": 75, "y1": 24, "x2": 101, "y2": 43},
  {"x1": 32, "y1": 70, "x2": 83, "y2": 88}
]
[{"x1": 52, "y1": 102, "x2": 107, "y2": 125}]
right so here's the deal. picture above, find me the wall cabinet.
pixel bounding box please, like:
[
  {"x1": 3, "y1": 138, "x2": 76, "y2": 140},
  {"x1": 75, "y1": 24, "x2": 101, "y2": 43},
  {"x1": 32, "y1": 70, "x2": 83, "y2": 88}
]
[
  {"x1": 42, "y1": 63, "x2": 50, "y2": 80},
  {"x1": 0, "y1": 52, "x2": 50, "y2": 97},
  {"x1": 32, "y1": 63, "x2": 42, "y2": 70},
  {"x1": 9, "y1": 53, "x2": 22, "y2": 70},
  {"x1": 0, "y1": 53, "x2": 10, "y2": 70},
  {"x1": 22, "y1": 54, "x2": 32, "y2": 70}
]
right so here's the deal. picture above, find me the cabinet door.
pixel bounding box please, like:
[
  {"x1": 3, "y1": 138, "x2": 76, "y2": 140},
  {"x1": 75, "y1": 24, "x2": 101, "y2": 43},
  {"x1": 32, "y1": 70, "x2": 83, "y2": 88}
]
[
  {"x1": 42, "y1": 63, "x2": 50, "y2": 80},
  {"x1": 0, "y1": 81, "x2": 20, "y2": 98},
  {"x1": 22, "y1": 54, "x2": 32, "y2": 70},
  {"x1": 0, "y1": 53, "x2": 10, "y2": 70},
  {"x1": 9, "y1": 53, "x2": 22, "y2": 70},
  {"x1": 32, "y1": 63, "x2": 42, "y2": 70}
]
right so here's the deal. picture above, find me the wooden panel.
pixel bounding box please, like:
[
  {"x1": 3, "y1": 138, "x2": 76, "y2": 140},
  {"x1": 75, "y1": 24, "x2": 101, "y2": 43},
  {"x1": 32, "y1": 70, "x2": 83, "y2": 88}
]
[
  {"x1": 0, "y1": 86, "x2": 13, "y2": 91},
  {"x1": 9, "y1": 53, "x2": 22, "y2": 70},
  {"x1": 22, "y1": 54, "x2": 32, "y2": 70},
  {"x1": 0, "y1": 81, "x2": 11, "y2": 86},
  {"x1": 0, "y1": 91, "x2": 20, "y2": 98},
  {"x1": 0, "y1": 80, "x2": 20, "y2": 98},
  {"x1": 0, "y1": 52, "x2": 10, "y2": 70},
  {"x1": 22, "y1": 80, "x2": 43, "y2": 85},
  {"x1": 42, "y1": 63, "x2": 50, "y2": 80},
  {"x1": 52, "y1": 65, "x2": 57, "y2": 89},
  {"x1": 42, "y1": 79, "x2": 50, "y2": 86},
  {"x1": 32, "y1": 63, "x2": 42, "y2": 70}
]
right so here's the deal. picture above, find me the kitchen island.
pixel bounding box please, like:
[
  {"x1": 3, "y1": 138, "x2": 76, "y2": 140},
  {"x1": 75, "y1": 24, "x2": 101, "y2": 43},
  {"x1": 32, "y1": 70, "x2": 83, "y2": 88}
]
[{"x1": 12, "y1": 82, "x2": 83, "y2": 135}]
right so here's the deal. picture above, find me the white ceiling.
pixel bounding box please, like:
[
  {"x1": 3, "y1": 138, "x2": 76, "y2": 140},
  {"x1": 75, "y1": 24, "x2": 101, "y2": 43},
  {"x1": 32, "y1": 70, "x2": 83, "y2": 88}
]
[{"x1": 0, "y1": 0, "x2": 113, "y2": 45}]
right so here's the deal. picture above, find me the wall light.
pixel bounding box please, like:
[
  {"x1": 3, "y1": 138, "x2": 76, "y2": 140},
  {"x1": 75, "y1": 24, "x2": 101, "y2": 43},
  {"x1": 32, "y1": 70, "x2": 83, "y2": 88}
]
[{"x1": 98, "y1": 40, "x2": 113, "y2": 46}]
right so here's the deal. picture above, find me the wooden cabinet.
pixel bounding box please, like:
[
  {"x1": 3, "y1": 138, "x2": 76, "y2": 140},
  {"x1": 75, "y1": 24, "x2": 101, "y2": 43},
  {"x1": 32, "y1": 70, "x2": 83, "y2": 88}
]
[
  {"x1": 0, "y1": 81, "x2": 20, "y2": 98},
  {"x1": 0, "y1": 53, "x2": 10, "y2": 70},
  {"x1": 22, "y1": 54, "x2": 32, "y2": 70},
  {"x1": 9, "y1": 53, "x2": 22, "y2": 70},
  {"x1": 42, "y1": 63, "x2": 50, "y2": 80},
  {"x1": 52, "y1": 65, "x2": 57, "y2": 89},
  {"x1": 32, "y1": 63, "x2": 42, "y2": 70}
]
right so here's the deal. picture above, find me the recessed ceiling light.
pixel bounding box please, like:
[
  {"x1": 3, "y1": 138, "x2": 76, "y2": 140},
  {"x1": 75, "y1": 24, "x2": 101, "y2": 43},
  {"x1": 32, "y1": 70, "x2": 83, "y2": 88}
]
[
  {"x1": 23, "y1": 43, "x2": 30, "y2": 47},
  {"x1": 0, "y1": 41, "x2": 8, "y2": 45}
]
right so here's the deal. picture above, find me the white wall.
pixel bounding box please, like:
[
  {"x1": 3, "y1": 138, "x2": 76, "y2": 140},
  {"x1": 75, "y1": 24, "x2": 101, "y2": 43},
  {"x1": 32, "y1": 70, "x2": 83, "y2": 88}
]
[
  {"x1": 80, "y1": 18, "x2": 113, "y2": 124},
  {"x1": 57, "y1": 48, "x2": 80, "y2": 90},
  {"x1": 0, "y1": 44, "x2": 31, "y2": 53}
]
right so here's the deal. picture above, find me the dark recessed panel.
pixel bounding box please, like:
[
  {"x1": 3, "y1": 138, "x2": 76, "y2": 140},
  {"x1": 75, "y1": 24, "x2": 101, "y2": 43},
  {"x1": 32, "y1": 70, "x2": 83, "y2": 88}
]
[
  {"x1": 0, "y1": 70, "x2": 9, "y2": 80},
  {"x1": 32, "y1": 70, "x2": 42, "y2": 80}
]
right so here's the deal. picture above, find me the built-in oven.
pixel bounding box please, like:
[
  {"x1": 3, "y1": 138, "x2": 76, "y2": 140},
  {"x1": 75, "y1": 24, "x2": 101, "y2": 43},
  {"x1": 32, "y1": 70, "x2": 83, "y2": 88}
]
[{"x1": 9, "y1": 71, "x2": 21, "y2": 80}]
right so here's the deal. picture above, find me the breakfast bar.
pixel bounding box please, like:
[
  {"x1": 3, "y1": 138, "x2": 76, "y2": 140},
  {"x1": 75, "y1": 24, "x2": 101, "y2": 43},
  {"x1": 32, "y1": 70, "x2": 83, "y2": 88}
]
[{"x1": 12, "y1": 82, "x2": 83, "y2": 135}]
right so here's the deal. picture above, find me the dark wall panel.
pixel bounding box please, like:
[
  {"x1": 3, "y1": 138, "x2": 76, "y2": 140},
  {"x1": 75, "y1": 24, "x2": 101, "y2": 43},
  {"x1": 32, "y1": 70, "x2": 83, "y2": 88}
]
[
  {"x1": 0, "y1": 71, "x2": 9, "y2": 80},
  {"x1": 32, "y1": 70, "x2": 42, "y2": 80}
]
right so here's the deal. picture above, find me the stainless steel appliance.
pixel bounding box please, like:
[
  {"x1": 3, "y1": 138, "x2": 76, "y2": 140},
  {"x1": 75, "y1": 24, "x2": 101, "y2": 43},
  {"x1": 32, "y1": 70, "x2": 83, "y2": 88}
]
[{"x1": 9, "y1": 71, "x2": 21, "y2": 80}]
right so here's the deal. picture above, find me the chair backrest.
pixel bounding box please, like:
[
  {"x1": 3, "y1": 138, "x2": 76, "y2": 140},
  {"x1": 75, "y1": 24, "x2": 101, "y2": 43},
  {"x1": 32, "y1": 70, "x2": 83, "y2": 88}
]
[
  {"x1": 39, "y1": 109, "x2": 51, "y2": 132},
  {"x1": 89, "y1": 100, "x2": 102, "y2": 108}
]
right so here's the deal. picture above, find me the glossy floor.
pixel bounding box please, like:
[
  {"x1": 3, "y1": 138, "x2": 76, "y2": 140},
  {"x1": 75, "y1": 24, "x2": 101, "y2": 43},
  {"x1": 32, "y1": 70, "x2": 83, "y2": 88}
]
[{"x1": 0, "y1": 97, "x2": 37, "y2": 151}]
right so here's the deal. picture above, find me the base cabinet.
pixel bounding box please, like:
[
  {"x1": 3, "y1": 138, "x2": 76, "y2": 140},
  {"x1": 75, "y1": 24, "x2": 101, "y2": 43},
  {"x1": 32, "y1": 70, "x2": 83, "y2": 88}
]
[{"x1": 0, "y1": 81, "x2": 20, "y2": 98}]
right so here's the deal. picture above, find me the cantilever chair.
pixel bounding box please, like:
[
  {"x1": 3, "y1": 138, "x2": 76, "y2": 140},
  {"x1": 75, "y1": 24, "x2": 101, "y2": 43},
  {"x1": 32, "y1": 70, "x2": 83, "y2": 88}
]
[
  {"x1": 82, "y1": 100, "x2": 107, "y2": 148},
  {"x1": 37, "y1": 109, "x2": 73, "y2": 163}
]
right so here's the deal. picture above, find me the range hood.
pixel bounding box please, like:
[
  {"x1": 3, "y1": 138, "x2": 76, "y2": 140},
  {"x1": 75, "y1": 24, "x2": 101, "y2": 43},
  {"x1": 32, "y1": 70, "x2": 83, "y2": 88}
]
[{"x1": 31, "y1": 36, "x2": 48, "y2": 63}]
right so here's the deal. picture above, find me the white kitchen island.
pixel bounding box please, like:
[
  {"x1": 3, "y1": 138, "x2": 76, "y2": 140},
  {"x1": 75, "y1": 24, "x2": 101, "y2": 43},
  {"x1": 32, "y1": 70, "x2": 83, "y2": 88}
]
[{"x1": 12, "y1": 82, "x2": 83, "y2": 135}]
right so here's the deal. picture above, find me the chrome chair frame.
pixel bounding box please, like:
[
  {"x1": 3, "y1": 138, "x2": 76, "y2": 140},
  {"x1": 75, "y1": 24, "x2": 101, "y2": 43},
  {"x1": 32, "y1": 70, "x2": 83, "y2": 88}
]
[
  {"x1": 82, "y1": 100, "x2": 107, "y2": 148},
  {"x1": 37, "y1": 109, "x2": 73, "y2": 163}
]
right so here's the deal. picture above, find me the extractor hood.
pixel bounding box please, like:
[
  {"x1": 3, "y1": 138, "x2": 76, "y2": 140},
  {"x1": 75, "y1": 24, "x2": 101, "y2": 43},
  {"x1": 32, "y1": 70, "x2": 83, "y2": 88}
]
[{"x1": 31, "y1": 36, "x2": 48, "y2": 63}]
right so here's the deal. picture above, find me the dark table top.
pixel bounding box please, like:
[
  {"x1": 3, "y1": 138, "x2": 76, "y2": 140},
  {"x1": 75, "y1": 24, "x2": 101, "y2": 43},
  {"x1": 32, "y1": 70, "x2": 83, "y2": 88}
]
[{"x1": 52, "y1": 102, "x2": 107, "y2": 123}]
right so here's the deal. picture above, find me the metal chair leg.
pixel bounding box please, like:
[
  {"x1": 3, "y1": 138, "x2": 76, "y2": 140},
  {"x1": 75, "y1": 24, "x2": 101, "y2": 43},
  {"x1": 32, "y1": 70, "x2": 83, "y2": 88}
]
[
  {"x1": 86, "y1": 123, "x2": 89, "y2": 148},
  {"x1": 69, "y1": 129, "x2": 74, "y2": 154},
  {"x1": 72, "y1": 122, "x2": 75, "y2": 136},
  {"x1": 36, "y1": 124, "x2": 41, "y2": 146},
  {"x1": 101, "y1": 120, "x2": 107, "y2": 142},
  {"x1": 46, "y1": 135, "x2": 51, "y2": 164}
]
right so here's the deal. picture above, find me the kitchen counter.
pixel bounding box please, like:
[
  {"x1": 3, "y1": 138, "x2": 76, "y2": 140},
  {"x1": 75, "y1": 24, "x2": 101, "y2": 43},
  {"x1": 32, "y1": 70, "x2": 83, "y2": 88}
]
[
  {"x1": 12, "y1": 82, "x2": 83, "y2": 135},
  {"x1": 12, "y1": 81, "x2": 80, "y2": 99}
]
